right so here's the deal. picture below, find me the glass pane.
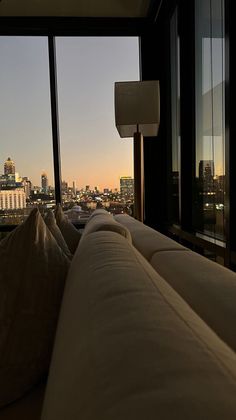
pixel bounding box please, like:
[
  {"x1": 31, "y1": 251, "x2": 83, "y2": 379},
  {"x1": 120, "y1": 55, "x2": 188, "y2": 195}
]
[
  {"x1": 56, "y1": 37, "x2": 139, "y2": 221},
  {"x1": 170, "y1": 7, "x2": 181, "y2": 224},
  {"x1": 0, "y1": 37, "x2": 54, "y2": 225},
  {"x1": 194, "y1": 0, "x2": 225, "y2": 241}
]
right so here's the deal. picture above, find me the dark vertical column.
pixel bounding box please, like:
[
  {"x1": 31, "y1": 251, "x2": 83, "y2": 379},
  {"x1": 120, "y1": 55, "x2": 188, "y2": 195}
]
[
  {"x1": 48, "y1": 36, "x2": 62, "y2": 204},
  {"x1": 224, "y1": 0, "x2": 229, "y2": 265},
  {"x1": 225, "y1": 0, "x2": 236, "y2": 267},
  {"x1": 133, "y1": 132, "x2": 144, "y2": 222},
  {"x1": 178, "y1": 0, "x2": 196, "y2": 232},
  {"x1": 140, "y1": 22, "x2": 172, "y2": 232}
]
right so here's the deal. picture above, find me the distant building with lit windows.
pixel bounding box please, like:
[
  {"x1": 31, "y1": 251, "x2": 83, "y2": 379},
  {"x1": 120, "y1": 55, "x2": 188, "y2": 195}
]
[
  {"x1": 0, "y1": 188, "x2": 26, "y2": 210},
  {"x1": 120, "y1": 176, "x2": 134, "y2": 199},
  {"x1": 4, "y1": 157, "x2": 15, "y2": 175},
  {"x1": 61, "y1": 180, "x2": 68, "y2": 193},
  {"x1": 22, "y1": 177, "x2": 32, "y2": 199},
  {"x1": 41, "y1": 172, "x2": 48, "y2": 193},
  {"x1": 199, "y1": 160, "x2": 214, "y2": 180}
]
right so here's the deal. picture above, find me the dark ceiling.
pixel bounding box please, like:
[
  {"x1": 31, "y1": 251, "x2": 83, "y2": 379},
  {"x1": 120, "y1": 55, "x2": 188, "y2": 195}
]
[{"x1": 0, "y1": 0, "x2": 153, "y2": 17}]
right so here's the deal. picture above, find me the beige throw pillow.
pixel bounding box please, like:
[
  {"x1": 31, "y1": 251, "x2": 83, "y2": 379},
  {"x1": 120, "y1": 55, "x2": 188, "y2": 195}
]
[
  {"x1": 0, "y1": 208, "x2": 70, "y2": 407},
  {"x1": 54, "y1": 204, "x2": 81, "y2": 254},
  {"x1": 44, "y1": 210, "x2": 72, "y2": 259}
]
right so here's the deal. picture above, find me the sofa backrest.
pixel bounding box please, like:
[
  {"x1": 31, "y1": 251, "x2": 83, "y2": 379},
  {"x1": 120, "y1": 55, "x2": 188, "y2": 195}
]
[
  {"x1": 115, "y1": 214, "x2": 236, "y2": 353},
  {"x1": 151, "y1": 249, "x2": 236, "y2": 353},
  {"x1": 41, "y1": 231, "x2": 236, "y2": 420},
  {"x1": 115, "y1": 214, "x2": 187, "y2": 259},
  {"x1": 81, "y1": 210, "x2": 132, "y2": 243}
]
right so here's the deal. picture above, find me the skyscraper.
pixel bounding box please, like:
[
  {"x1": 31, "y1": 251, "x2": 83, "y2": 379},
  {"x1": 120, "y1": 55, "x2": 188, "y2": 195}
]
[
  {"x1": 199, "y1": 160, "x2": 214, "y2": 180},
  {"x1": 4, "y1": 157, "x2": 15, "y2": 175},
  {"x1": 22, "y1": 177, "x2": 32, "y2": 199},
  {"x1": 72, "y1": 181, "x2": 77, "y2": 196},
  {"x1": 198, "y1": 160, "x2": 214, "y2": 194},
  {"x1": 41, "y1": 172, "x2": 48, "y2": 194},
  {"x1": 120, "y1": 176, "x2": 134, "y2": 199}
]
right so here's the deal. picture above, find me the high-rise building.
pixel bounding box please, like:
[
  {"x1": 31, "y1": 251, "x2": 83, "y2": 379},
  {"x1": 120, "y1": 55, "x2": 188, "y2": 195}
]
[
  {"x1": 120, "y1": 176, "x2": 134, "y2": 199},
  {"x1": 61, "y1": 180, "x2": 68, "y2": 193},
  {"x1": 22, "y1": 177, "x2": 32, "y2": 199},
  {"x1": 4, "y1": 157, "x2": 15, "y2": 175},
  {"x1": 72, "y1": 181, "x2": 77, "y2": 196},
  {"x1": 41, "y1": 172, "x2": 48, "y2": 193},
  {"x1": 199, "y1": 160, "x2": 214, "y2": 180},
  {"x1": 198, "y1": 160, "x2": 214, "y2": 193}
]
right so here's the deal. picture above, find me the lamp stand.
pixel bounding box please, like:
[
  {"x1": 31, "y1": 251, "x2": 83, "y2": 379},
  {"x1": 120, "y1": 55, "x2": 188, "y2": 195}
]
[{"x1": 133, "y1": 131, "x2": 144, "y2": 222}]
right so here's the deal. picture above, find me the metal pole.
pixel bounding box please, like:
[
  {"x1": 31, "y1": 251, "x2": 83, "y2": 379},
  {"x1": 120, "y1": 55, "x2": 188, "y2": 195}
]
[{"x1": 133, "y1": 131, "x2": 144, "y2": 222}]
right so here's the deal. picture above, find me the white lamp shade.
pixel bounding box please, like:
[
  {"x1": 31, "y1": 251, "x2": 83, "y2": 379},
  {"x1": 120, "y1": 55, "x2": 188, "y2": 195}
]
[{"x1": 115, "y1": 80, "x2": 160, "y2": 138}]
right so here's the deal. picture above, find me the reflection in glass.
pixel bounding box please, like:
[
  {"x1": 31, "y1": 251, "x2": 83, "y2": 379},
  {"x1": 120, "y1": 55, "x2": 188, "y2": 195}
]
[
  {"x1": 0, "y1": 37, "x2": 54, "y2": 225},
  {"x1": 170, "y1": 8, "x2": 181, "y2": 224},
  {"x1": 194, "y1": 0, "x2": 225, "y2": 240}
]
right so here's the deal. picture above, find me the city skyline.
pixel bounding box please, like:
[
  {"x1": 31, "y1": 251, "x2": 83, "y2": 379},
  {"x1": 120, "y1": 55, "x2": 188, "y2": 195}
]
[
  {"x1": 0, "y1": 155, "x2": 133, "y2": 192},
  {"x1": 0, "y1": 36, "x2": 140, "y2": 190}
]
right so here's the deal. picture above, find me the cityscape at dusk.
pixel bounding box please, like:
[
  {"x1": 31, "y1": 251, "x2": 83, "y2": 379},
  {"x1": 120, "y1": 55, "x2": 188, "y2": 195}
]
[
  {"x1": 0, "y1": 36, "x2": 139, "y2": 190},
  {"x1": 0, "y1": 155, "x2": 135, "y2": 225}
]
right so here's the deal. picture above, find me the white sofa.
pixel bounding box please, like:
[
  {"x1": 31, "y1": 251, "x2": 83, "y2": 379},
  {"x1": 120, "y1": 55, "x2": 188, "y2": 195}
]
[
  {"x1": 1, "y1": 211, "x2": 236, "y2": 419},
  {"x1": 115, "y1": 214, "x2": 236, "y2": 353}
]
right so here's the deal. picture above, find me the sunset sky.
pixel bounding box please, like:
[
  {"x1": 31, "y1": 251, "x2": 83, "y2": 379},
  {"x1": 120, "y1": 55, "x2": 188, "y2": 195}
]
[{"x1": 0, "y1": 36, "x2": 139, "y2": 190}]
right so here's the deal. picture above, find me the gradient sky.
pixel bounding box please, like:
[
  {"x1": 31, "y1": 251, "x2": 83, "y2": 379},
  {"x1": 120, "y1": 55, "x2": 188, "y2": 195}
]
[{"x1": 0, "y1": 36, "x2": 139, "y2": 190}]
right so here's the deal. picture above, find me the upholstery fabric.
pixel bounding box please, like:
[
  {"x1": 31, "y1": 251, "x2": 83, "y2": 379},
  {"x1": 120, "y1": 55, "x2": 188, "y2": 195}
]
[
  {"x1": 0, "y1": 381, "x2": 45, "y2": 420},
  {"x1": 0, "y1": 208, "x2": 69, "y2": 407},
  {"x1": 41, "y1": 231, "x2": 236, "y2": 420},
  {"x1": 150, "y1": 249, "x2": 236, "y2": 352},
  {"x1": 54, "y1": 204, "x2": 81, "y2": 254},
  {"x1": 44, "y1": 210, "x2": 72, "y2": 259},
  {"x1": 81, "y1": 212, "x2": 132, "y2": 243},
  {"x1": 87, "y1": 208, "x2": 111, "y2": 220},
  {"x1": 114, "y1": 214, "x2": 187, "y2": 259}
]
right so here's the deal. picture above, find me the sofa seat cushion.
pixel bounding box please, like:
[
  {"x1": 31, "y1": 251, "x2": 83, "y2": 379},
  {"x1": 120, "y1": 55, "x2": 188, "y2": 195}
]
[
  {"x1": 115, "y1": 214, "x2": 187, "y2": 259},
  {"x1": 42, "y1": 231, "x2": 236, "y2": 420},
  {"x1": 150, "y1": 249, "x2": 236, "y2": 353}
]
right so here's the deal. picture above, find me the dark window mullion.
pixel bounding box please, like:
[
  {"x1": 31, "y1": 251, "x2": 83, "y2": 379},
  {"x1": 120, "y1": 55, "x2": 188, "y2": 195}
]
[
  {"x1": 48, "y1": 36, "x2": 62, "y2": 204},
  {"x1": 179, "y1": 0, "x2": 196, "y2": 232}
]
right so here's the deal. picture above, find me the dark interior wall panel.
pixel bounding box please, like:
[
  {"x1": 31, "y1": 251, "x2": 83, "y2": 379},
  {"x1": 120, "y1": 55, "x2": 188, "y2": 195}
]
[{"x1": 140, "y1": 21, "x2": 172, "y2": 232}]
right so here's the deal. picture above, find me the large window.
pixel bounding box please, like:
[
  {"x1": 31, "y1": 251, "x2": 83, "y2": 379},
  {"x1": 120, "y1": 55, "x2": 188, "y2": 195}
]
[
  {"x1": 55, "y1": 37, "x2": 139, "y2": 220},
  {"x1": 0, "y1": 36, "x2": 139, "y2": 226},
  {"x1": 194, "y1": 0, "x2": 225, "y2": 241},
  {"x1": 0, "y1": 37, "x2": 54, "y2": 225}
]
